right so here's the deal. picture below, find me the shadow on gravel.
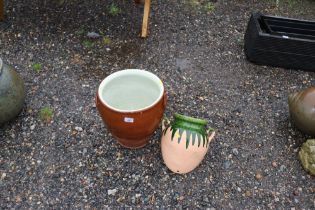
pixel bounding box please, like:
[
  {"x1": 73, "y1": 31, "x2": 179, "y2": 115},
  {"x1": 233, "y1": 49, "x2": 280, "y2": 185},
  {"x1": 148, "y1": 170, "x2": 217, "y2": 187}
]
[{"x1": 276, "y1": 117, "x2": 309, "y2": 149}]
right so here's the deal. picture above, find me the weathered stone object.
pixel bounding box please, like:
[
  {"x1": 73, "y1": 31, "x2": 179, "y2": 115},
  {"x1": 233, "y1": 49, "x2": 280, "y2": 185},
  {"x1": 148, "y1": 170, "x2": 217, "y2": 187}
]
[
  {"x1": 0, "y1": 58, "x2": 25, "y2": 125},
  {"x1": 288, "y1": 87, "x2": 315, "y2": 136},
  {"x1": 299, "y1": 139, "x2": 315, "y2": 176}
]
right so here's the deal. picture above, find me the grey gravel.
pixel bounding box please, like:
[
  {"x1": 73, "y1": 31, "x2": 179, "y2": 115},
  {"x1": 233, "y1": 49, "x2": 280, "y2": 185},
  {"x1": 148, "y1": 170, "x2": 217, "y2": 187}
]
[
  {"x1": 279, "y1": 165, "x2": 286, "y2": 172},
  {"x1": 223, "y1": 160, "x2": 231, "y2": 169},
  {"x1": 1, "y1": 0, "x2": 315, "y2": 209},
  {"x1": 232, "y1": 148, "x2": 239, "y2": 156},
  {"x1": 108, "y1": 189, "x2": 118, "y2": 196},
  {"x1": 87, "y1": 32, "x2": 101, "y2": 39},
  {"x1": 75, "y1": 126, "x2": 83, "y2": 132}
]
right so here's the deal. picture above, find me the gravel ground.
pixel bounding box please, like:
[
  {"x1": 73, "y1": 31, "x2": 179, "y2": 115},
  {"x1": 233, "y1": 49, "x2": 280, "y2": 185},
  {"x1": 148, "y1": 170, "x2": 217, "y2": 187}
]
[{"x1": 1, "y1": 0, "x2": 315, "y2": 209}]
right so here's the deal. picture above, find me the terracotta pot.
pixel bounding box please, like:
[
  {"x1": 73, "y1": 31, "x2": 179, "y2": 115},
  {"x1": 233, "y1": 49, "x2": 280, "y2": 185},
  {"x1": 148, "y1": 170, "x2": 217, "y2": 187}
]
[
  {"x1": 161, "y1": 114, "x2": 216, "y2": 174},
  {"x1": 96, "y1": 69, "x2": 167, "y2": 149},
  {"x1": 288, "y1": 87, "x2": 315, "y2": 136},
  {"x1": 0, "y1": 58, "x2": 25, "y2": 125}
]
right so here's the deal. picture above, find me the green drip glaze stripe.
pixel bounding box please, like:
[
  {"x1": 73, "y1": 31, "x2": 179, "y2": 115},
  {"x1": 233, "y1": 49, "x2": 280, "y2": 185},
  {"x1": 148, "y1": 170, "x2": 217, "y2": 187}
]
[
  {"x1": 197, "y1": 134, "x2": 201, "y2": 147},
  {"x1": 192, "y1": 132, "x2": 196, "y2": 146},
  {"x1": 178, "y1": 128, "x2": 183, "y2": 143},
  {"x1": 186, "y1": 130, "x2": 191, "y2": 149},
  {"x1": 171, "y1": 127, "x2": 176, "y2": 141}
]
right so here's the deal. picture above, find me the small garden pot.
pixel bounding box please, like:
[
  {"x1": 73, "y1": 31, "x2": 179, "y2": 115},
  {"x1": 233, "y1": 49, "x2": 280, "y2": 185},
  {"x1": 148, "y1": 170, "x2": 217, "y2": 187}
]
[
  {"x1": 0, "y1": 58, "x2": 25, "y2": 125},
  {"x1": 161, "y1": 114, "x2": 216, "y2": 174},
  {"x1": 288, "y1": 87, "x2": 315, "y2": 136},
  {"x1": 96, "y1": 69, "x2": 167, "y2": 149}
]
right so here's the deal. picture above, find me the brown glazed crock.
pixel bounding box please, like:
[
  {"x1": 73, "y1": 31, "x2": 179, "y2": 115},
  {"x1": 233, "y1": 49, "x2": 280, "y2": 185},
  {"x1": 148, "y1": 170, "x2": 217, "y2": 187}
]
[
  {"x1": 96, "y1": 70, "x2": 167, "y2": 149},
  {"x1": 288, "y1": 87, "x2": 315, "y2": 136}
]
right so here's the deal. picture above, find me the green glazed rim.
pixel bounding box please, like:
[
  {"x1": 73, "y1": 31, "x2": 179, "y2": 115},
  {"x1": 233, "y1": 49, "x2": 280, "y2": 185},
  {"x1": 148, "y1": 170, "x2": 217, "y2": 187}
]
[
  {"x1": 174, "y1": 113, "x2": 207, "y2": 125},
  {"x1": 163, "y1": 113, "x2": 213, "y2": 149}
]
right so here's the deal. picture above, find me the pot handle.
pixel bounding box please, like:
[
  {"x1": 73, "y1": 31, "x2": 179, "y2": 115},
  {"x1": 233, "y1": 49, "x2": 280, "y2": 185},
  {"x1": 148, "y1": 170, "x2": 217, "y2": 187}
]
[{"x1": 207, "y1": 128, "x2": 216, "y2": 145}]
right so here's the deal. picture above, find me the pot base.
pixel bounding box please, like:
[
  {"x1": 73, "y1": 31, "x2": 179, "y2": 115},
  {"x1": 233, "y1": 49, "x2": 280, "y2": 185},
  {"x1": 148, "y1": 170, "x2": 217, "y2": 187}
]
[{"x1": 113, "y1": 135, "x2": 150, "y2": 149}]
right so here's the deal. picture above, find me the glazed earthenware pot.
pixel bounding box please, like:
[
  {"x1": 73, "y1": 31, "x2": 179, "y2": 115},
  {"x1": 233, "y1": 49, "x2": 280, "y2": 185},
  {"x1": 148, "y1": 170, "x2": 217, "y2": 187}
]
[
  {"x1": 299, "y1": 139, "x2": 315, "y2": 176},
  {"x1": 96, "y1": 69, "x2": 167, "y2": 149},
  {"x1": 288, "y1": 87, "x2": 315, "y2": 136},
  {"x1": 161, "y1": 114, "x2": 216, "y2": 174},
  {"x1": 0, "y1": 58, "x2": 25, "y2": 125}
]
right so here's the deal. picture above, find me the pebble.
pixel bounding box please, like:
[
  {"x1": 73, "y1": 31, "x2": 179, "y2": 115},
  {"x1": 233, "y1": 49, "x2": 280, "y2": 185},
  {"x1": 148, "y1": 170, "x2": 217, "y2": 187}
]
[
  {"x1": 279, "y1": 165, "x2": 286, "y2": 172},
  {"x1": 131, "y1": 196, "x2": 136, "y2": 204},
  {"x1": 255, "y1": 172, "x2": 263, "y2": 180},
  {"x1": 87, "y1": 32, "x2": 101, "y2": 39},
  {"x1": 223, "y1": 161, "x2": 231, "y2": 169},
  {"x1": 245, "y1": 190, "x2": 251, "y2": 197},
  {"x1": 202, "y1": 195, "x2": 209, "y2": 202},
  {"x1": 117, "y1": 197, "x2": 124, "y2": 202},
  {"x1": 178, "y1": 196, "x2": 185, "y2": 201},
  {"x1": 75, "y1": 126, "x2": 83, "y2": 132},
  {"x1": 1, "y1": 173, "x2": 6, "y2": 179},
  {"x1": 15, "y1": 195, "x2": 22, "y2": 203},
  {"x1": 232, "y1": 148, "x2": 239, "y2": 156},
  {"x1": 108, "y1": 189, "x2": 117, "y2": 196},
  {"x1": 30, "y1": 124, "x2": 36, "y2": 130},
  {"x1": 272, "y1": 161, "x2": 277, "y2": 168}
]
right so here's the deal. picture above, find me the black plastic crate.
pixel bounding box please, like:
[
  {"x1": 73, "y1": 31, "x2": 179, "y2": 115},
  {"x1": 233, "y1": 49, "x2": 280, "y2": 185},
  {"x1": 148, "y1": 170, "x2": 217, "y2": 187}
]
[{"x1": 244, "y1": 12, "x2": 315, "y2": 72}]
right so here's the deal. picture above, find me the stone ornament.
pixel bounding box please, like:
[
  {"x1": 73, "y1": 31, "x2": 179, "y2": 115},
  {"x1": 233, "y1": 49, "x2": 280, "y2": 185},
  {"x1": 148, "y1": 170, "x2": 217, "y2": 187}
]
[
  {"x1": 0, "y1": 58, "x2": 25, "y2": 125},
  {"x1": 299, "y1": 139, "x2": 315, "y2": 176},
  {"x1": 288, "y1": 87, "x2": 315, "y2": 136}
]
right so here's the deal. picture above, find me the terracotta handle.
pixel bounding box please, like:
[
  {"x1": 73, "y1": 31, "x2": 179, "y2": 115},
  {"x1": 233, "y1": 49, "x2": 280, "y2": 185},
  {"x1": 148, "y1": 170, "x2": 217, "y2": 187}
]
[
  {"x1": 208, "y1": 131, "x2": 215, "y2": 143},
  {"x1": 207, "y1": 128, "x2": 216, "y2": 145}
]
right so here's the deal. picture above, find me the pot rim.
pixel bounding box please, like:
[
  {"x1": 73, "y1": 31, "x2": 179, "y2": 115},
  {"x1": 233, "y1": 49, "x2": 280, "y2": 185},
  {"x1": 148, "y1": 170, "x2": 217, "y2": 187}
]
[
  {"x1": 174, "y1": 113, "x2": 207, "y2": 125},
  {"x1": 97, "y1": 69, "x2": 165, "y2": 113}
]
